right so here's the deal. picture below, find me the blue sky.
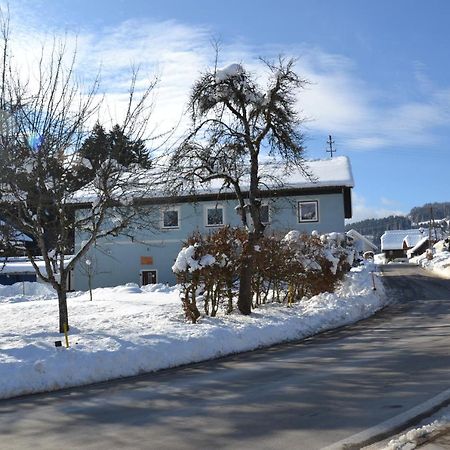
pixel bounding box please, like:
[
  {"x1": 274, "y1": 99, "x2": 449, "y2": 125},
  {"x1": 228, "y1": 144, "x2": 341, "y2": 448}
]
[{"x1": 4, "y1": 0, "x2": 450, "y2": 221}]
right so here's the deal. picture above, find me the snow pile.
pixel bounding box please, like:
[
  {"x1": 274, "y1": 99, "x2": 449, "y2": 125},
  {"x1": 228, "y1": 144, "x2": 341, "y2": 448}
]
[
  {"x1": 410, "y1": 240, "x2": 450, "y2": 278},
  {"x1": 0, "y1": 265, "x2": 385, "y2": 400},
  {"x1": 0, "y1": 281, "x2": 55, "y2": 303},
  {"x1": 374, "y1": 253, "x2": 387, "y2": 265},
  {"x1": 384, "y1": 413, "x2": 450, "y2": 449}
]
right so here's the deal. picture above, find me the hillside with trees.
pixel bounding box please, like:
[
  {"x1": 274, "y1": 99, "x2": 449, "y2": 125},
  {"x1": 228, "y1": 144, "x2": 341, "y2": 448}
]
[{"x1": 409, "y1": 202, "x2": 450, "y2": 224}]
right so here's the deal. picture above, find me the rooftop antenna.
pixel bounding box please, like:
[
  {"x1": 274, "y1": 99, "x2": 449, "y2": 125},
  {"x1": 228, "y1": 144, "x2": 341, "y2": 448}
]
[{"x1": 326, "y1": 134, "x2": 336, "y2": 158}]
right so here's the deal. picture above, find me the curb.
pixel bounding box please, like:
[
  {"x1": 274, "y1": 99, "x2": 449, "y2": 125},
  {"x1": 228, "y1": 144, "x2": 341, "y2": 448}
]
[{"x1": 321, "y1": 388, "x2": 450, "y2": 450}]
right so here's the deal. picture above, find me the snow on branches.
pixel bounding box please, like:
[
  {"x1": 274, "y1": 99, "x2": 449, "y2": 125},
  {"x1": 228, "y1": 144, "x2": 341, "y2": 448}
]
[{"x1": 173, "y1": 228, "x2": 355, "y2": 322}]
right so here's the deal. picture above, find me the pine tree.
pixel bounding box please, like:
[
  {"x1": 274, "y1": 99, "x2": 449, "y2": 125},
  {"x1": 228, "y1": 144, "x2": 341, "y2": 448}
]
[{"x1": 79, "y1": 123, "x2": 152, "y2": 181}]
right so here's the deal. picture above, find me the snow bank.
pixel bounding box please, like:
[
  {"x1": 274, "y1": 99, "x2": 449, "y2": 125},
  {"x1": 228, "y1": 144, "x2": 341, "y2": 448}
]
[
  {"x1": 383, "y1": 408, "x2": 450, "y2": 450},
  {"x1": 0, "y1": 281, "x2": 55, "y2": 303},
  {"x1": 374, "y1": 253, "x2": 387, "y2": 265},
  {"x1": 410, "y1": 242, "x2": 450, "y2": 278},
  {"x1": 0, "y1": 265, "x2": 385, "y2": 400}
]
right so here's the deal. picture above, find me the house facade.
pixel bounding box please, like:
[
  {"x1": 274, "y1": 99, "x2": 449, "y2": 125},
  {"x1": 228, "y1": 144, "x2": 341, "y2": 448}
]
[{"x1": 73, "y1": 157, "x2": 354, "y2": 289}]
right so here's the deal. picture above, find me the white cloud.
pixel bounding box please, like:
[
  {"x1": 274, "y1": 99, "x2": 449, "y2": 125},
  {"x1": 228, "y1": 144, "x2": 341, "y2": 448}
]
[
  {"x1": 348, "y1": 192, "x2": 406, "y2": 223},
  {"x1": 3, "y1": 4, "x2": 450, "y2": 152}
]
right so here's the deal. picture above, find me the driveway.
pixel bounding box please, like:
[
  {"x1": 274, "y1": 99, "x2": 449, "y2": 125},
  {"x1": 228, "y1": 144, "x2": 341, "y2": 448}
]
[{"x1": 0, "y1": 264, "x2": 449, "y2": 449}]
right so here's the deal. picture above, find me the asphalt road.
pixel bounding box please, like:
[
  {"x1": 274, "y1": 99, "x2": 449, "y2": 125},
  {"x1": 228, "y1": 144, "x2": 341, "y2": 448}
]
[{"x1": 1, "y1": 264, "x2": 449, "y2": 450}]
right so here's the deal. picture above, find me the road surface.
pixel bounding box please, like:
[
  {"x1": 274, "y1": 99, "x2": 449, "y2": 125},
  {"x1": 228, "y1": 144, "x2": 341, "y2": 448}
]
[{"x1": 0, "y1": 264, "x2": 449, "y2": 449}]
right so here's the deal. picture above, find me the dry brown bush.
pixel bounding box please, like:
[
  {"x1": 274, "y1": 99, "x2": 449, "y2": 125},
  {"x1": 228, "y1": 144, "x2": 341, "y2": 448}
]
[{"x1": 173, "y1": 228, "x2": 354, "y2": 321}]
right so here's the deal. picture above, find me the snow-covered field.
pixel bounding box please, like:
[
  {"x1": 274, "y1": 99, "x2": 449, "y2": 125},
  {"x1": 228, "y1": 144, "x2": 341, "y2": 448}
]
[{"x1": 0, "y1": 263, "x2": 385, "y2": 400}]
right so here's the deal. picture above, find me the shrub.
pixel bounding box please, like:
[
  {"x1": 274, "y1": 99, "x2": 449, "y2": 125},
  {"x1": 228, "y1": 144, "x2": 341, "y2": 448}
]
[{"x1": 173, "y1": 228, "x2": 354, "y2": 322}]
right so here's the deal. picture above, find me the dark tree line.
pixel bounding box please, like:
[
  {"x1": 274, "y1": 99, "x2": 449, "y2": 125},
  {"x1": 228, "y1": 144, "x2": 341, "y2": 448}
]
[{"x1": 409, "y1": 202, "x2": 450, "y2": 224}]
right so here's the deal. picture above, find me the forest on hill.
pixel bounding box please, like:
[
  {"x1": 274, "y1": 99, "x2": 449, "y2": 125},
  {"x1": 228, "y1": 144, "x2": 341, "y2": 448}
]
[{"x1": 409, "y1": 202, "x2": 450, "y2": 224}]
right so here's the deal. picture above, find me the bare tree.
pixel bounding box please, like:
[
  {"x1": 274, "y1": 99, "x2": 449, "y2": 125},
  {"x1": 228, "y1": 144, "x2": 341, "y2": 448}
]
[
  {"x1": 169, "y1": 57, "x2": 309, "y2": 315},
  {"x1": 78, "y1": 253, "x2": 101, "y2": 302},
  {"x1": 0, "y1": 8, "x2": 160, "y2": 332}
]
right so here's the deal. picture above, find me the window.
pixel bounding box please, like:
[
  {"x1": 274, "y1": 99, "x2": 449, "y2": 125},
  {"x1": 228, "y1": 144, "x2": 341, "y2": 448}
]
[
  {"x1": 206, "y1": 205, "x2": 224, "y2": 226},
  {"x1": 298, "y1": 200, "x2": 319, "y2": 223},
  {"x1": 260, "y1": 204, "x2": 270, "y2": 224},
  {"x1": 162, "y1": 208, "x2": 179, "y2": 228}
]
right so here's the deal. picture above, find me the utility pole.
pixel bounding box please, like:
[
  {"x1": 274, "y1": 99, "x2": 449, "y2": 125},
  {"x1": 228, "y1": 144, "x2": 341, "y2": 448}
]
[
  {"x1": 429, "y1": 207, "x2": 433, "y2": 249},
  {"x1": 430, "y1": 206, "x2": 438, "y2": 242},
  {"x1": 326, "y1": 135, "x2": 336, "y2": 158}
]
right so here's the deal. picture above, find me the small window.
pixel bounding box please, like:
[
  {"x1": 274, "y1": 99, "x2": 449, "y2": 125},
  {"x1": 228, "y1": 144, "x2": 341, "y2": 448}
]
[
  {"x1": 298, "y1": 200, "x2": 319, "y2": 223},
  {"x1": 260, "y1": 204, "x2": 270, "y2": 224},
  {"x1": 206, "y1": 205, "x2": 224, "y2": 227},
  {"x1": 162, "y1": 209, "x2": 179, "y2": 228}
]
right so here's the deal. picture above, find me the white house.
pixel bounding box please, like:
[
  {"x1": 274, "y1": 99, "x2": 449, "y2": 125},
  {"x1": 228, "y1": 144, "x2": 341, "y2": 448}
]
[{"x1": 73, "y1": 156, "x2": 355, "y2": 289}]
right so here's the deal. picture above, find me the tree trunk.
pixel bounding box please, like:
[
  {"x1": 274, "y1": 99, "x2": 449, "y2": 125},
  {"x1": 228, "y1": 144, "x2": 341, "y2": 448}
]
[
  {"x1": 238, "y1": 260, "x2": 253, "y2": 315},
  {"x1": 238, "y1": 234, "x2": 256, "y2": 315},
  {"x1": 57, "y1": 288, "x2": 69, "y2": 333},
  {"x1": 88, "y1": 275, "x2": 93, "y2": 301}
]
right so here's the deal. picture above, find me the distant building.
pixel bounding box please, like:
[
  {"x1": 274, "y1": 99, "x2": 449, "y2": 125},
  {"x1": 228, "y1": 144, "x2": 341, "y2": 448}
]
[
  {"x1": 381, "y1": 228, "x2": 427, "y2": 260},
  {"x1": 0, "y1": 258, "x2": 38, "y2": 285},
  {"x1": 0, "y1": 257, "x2": 74, "y2": 288},
  {"x1": 346, "y1": 229, "x2": 378, "y2": 255},
  {"x1": 406, "y1": 236, "x2": 429, "y2": 258}
]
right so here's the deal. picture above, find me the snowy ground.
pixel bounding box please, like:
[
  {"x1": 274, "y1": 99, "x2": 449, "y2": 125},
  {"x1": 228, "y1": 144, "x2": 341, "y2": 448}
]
[
  {"x1": 0, "y1": 263, "x2": 385, "y2": 400},
  {"x1": 377, "y1": 406, "x2": 450, "y2": 450},
  {"x1": 410, "y1": 242, "x2": 450, "y2": 279}
]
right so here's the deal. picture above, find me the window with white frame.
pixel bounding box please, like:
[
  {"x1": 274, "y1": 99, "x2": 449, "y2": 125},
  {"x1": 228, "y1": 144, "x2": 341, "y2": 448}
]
[
  {"x1": 260, "y1": 204, "x2": 270, "y2": 224},
  {"x1": 162, "y1": 208, "x2": 179, "y2": 228},
  {"x1": 205, "y1": 205, "x2": 224, "y2": 227},
  {"x1": 298, "y1": 200, "x2": 319, "y2": 223}
]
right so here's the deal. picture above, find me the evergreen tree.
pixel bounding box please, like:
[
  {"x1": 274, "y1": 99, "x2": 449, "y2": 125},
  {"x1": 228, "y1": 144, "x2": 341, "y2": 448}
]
[{"x1": 80, "y1": 123, "x2": 152, "y2": 181}]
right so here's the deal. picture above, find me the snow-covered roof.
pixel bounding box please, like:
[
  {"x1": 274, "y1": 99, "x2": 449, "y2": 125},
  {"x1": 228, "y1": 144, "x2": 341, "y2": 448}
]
[
  {"x1": 381, "y1": 229, "x2": 427, "y2": 251},
  {"x1": 0, "y1": 256, "x2": 73, "y2": 274},
  {"x1": 192, "y1": 156, "x2": 354, "y2": 193},
  {"x1": 72, "y1": 156, "x2": 354, "y2": 204},
  {"x1": 0, "y1": 260, "x2": 46, "y2": 274},
  {"x1": 404, "y1": 233, "x2": 426, "y2": 249},
  {"x1": 407, "y1": 236, "x2": 429, "y2": 257},
  {"x1": 269, "y1": 156, "x2": 354, "y2": 190},
  {"x1": 346, "y1": 229, "x2": 378, "y2": 250}
]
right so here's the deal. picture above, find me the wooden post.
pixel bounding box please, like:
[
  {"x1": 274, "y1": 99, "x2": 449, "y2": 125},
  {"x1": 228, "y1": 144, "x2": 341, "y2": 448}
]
[{"x1": 63, "y1": 322, "x2": 70, "y2": 348}]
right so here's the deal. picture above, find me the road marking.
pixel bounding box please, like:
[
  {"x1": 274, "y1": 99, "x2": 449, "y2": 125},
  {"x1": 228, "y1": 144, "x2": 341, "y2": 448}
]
[{"x1": 321, "y1": 388, "x2": 450, "y2": 450}]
